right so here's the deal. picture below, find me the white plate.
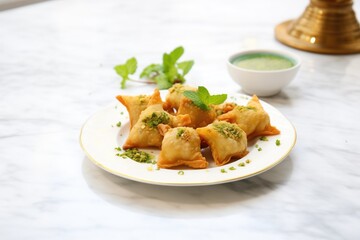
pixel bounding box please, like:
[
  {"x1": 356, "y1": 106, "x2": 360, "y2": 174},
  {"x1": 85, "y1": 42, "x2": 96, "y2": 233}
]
[{"x1": 80, "y1": 93, "x2": 296, "y2": 186}]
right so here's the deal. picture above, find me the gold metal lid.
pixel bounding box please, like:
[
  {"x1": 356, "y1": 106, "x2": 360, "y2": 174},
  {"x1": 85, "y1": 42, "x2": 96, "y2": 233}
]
[{"x1": 275, "y1": 0, "x2": 360, "y2": 54}]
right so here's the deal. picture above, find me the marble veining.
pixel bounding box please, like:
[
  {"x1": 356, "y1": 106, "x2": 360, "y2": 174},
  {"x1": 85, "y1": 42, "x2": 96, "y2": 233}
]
[{"x1": 1, "y1": 0, "x2": 360, "y2": 239}]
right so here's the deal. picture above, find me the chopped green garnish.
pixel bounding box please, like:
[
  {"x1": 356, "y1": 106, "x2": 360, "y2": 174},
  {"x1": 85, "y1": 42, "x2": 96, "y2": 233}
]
[
  {"x1": 238, "y1": 162, "x2": 245, "y2": 167},
  {"x1": 229, "y1": 166, "x2": 236, "y2": 171},
  {"x1": 246, "y1": 159, "x2": 251, "y2": 164},
  {"x1": 221, "y1": 169, "x2": 227, "y2": 173},
  {"x1": 176, "y1": 128, "x2": 185, "y2": 138},
  {"x1": 116, "y1": 121, "x2": 122, "y2": 127},
  {"x1": 255, "y1": 144, "x2": 259, "y2": 148},
  {"x1": 137, "y1": 95, "x2": 147, "y2": 105},
  {"x1": 114, "y1": 46, "x2": 194, "y2": 89},
  {"x1": 114, "y1": 147, "x2": 122, "y2": 151},
  {"x1": 178, "y1": 170, "x2": 184, "y2": 175},
  {"x1": 236, "y1": 106, "x2": 256, "y2": 112},
  {"x1": 259, "y1": 136, "x2": 268, "y2": 141},
  {"x1": 213, "y1": 122, "x2": 243, "y2": 140},
  {"x1": 258, "y1": 147, "x2": 262, "y2": 151},
  {"x1": 183, "y1": 86, "x2": 227, "y2": 111},
  {"x1": 120, "y1": 111, "x2": 124, "y2": 115},
  {"x1": 276, "y1": 139, "x2": 281, "y2": 146},
  {"x1": 143, "y1": 112, "x2": 170, "y2": 128},
  {"x1": 117, "y1": 148, "x2": 155, "y2": 164}
]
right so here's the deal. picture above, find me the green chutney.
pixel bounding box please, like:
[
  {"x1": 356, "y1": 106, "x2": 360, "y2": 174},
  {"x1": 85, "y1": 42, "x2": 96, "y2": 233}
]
[{"x1": 232, "y1": 53, "x2": 295, "y2": 71}]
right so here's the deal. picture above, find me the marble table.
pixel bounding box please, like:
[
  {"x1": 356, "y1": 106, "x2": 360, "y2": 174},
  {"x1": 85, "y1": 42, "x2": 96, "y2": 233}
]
[{"x1": 1, "y1": 0, "x2": 360, "y2": 239}]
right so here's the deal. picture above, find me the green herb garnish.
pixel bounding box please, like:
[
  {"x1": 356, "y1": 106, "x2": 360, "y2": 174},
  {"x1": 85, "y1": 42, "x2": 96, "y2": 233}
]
[
  {"x1": 213, "y1": 122, "x2": 242, "y2": 140},
  {"x1": 259, "y1": 136, "x2": 268, "y2": 141},
  {"x1": 221, "y1": 169, "x2": 227, "y2": 173},
  {"x1": 114, "y1": 147, "x2": 122, "y2": 151},
  {"x1": 116, "y1": 121, "x2": 122, "y2": 127},
  {"x1": 183, "y1": 86, "x2": 227, "y2": 111},
  {"x1": 117, "y1": 148, "x2": 155, "y2": 164},
  {"x1": 114, "y1": 57, "x2": 137, "y2": 89},
  {"x1": 236, "y1": 106, "x2": 256, "y2": 111},
  {"x1": 246, "y1": 159, "x2": 251, "y2": 164},
  {"x1": 114, "y1": 46, "x2": 194, "y2": 89},
  {"x1": 258, "y1": 147, "x2": 262, "y2": 151},
  {"x1": 276, "y1": 139, "x2": 281, "y2": 146},
  {"x1": 176, "y1": 128, "x2": 185, "y2": 138},
  {"x1": 229, "y1": 166, "x2": 236, "y2": 171},
  {"x1": 178, "y1": 170, "x2": 185, "y2": 175},
  {"x1": 238, "y1": 162, "x2": 245, "y2": 167},
  {"x1": 143, "y1": 112, "x2": 170, "y2": 128}
]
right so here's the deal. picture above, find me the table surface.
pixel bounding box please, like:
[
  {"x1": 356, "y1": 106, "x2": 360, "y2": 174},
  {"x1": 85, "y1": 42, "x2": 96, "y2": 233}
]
[{"x1": 1, "y1": 0, "x2": 360, "y2": 239}]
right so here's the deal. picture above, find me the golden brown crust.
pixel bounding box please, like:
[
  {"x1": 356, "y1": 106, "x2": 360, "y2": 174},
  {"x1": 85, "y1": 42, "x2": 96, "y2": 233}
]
[
  {"x1": 148, "y1": 88, "x2": 163, "y2": 106},
  {"x1": 116, "y1": 95, "x2": 150, "y2": 129},
  {"x1": 177, "y1": 98, "x2": 217, "y2": 128},
  {"x1": 157, "y1": 127, "x2": 208, "y2": 169},
  {"x1": 118, "y1": 86, "x2": 280, "y2": 169},
  {"x1": 217, "y1": 95, "x2": 280, "y2": 139},
  {"x1": 157, "y1": 158, "x2": 208, "y2": 169},
  {"x1": 157, "y1": 124, "x2": 171, "y2": 136},
  {"x1": 164, "y1": 84, "x2": 197, "y2": 110},
  {"x1": 196, "y1": 121, "x2": 248, "y2": 166}
]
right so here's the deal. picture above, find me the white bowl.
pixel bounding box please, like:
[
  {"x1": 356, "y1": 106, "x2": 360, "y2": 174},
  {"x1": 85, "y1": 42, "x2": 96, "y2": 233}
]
[{"x1": 227, "y1": 49, "x2": 301, "y2": 97}]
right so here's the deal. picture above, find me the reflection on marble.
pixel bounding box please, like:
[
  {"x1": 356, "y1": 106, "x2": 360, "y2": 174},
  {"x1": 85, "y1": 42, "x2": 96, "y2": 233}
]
[
  {"x1": 0, "y1": 0, "x2": 360, "y2": 239},
  {"x1": 82, "y1": 157, "x2": 293, "y2": 218}
]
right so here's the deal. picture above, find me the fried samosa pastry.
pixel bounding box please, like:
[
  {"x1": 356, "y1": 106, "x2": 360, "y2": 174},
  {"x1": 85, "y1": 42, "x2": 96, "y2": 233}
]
[
  {"x1": 177, "y1": 97, "x2": 217, "y2": 128},
  {"x1": 123, "y1": 89, "x2": 191, "y2": 149},
  {"x1": 217, "y1": 95, "x2": 280, "y2": 139},
  {"x1": 214, "y1": 102, "x2": 237, "y2": 116},
  {"x1": 157, "y1": 125, "x2": 208, "y2": 169},
  {"x1": 196, "y1": 121, "x2": 248, "y2": 166},
  {"x1": 116, "y1": 94, "x2": 150, "y2": 130},
  {"x1": 163, "y1": 84, "x2": 197, "y2": 111}
]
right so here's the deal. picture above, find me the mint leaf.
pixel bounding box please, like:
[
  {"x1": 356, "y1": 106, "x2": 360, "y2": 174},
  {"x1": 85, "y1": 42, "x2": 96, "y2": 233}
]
[
  {"x1": 177, "y1": 60, "x2": 194, "y2": 76},
  {"x1": 169, "y1": 46, "x2": 184, "y2": 63},
  {"x1": 175, "y1": 74, "x2": 185, "y2": 83},
  {"x1": 155, "y1": 74, "x2": 173, "y2": 89},
  {"x1": 183, "y1": 86, "x2": 226, "y2": 111},
  {"x1": 197, "y1": 86, "x2": 210, "y2": 104},
  {"x1": 126, "y1": 57, "x2": 137, "y2": 74},
  {"x1": 114, "y1": 65, "x2": 129, "y2": 89},
  {"x1": 166, "y1": 65, "x2": 178, "y2": 83},
  {"x1": 114, "y1": 57, "x2": 138, "y2": 89},
  {"x1": 208, "y1": 94, "x2": 227, "y2": 105},
  {"x1": 162, "y1": 53, "x2": 172, "y2": 72},
  {"x1": 114, "y1": 65, "x2": 128, "y2": 78},
  {"x1": 183, "y1": 91, "x2": 201, "y2": 104},
  {"x1": 161, "y1": 47, "x2": 186, "y2": 85},
  {"x1": 140, "y1": 64, "x2": 162, "y2": 78},
  {"x1": 114, "y1": 46, "x2": 194, "y2": 89},
  {"x1": 183, "y1": 90, "x2": 210, "y2": 111}
]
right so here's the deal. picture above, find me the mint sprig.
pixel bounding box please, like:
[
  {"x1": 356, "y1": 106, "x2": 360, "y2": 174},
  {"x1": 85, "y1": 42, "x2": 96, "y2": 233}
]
[
  {"x1": 114, "y1": 57, "x2": 137, "y2": 89},
  {"x1": 114, "y1": 46, "x2": 194, "y2": 89},
  {"x1": 183, "y1": 86, "x2": 227, "y2": 111},
  {"x1": 141, "y1": 46, "x2": 194, "y2": 89}
]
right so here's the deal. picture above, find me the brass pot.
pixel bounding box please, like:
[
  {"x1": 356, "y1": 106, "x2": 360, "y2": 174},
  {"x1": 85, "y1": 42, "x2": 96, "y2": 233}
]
[{"x1": 275, "y1": 0, "x2": 360, "y2": 54}]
